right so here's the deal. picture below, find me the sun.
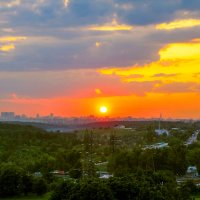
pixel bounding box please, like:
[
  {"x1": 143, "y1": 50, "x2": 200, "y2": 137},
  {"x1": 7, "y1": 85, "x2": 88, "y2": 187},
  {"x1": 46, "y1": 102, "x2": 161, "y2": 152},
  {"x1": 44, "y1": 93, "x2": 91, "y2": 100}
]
[{"x1": 99, "y1": 106, "x2": 108, "y2": 114}]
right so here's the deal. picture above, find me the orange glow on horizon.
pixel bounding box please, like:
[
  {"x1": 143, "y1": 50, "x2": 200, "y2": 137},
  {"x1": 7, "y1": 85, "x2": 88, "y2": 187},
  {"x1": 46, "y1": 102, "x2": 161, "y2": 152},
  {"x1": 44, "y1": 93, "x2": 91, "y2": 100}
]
[{"x1": 1, "y1": 92, "x2": 200, "y2": 119}]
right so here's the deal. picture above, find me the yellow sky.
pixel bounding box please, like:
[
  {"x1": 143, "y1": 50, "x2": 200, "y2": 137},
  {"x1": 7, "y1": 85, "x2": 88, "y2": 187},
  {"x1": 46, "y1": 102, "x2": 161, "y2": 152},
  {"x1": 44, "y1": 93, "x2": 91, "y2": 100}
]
[
  {"x1": 99, "y1": 38, "x2": 200, "y2": 85},
  {"x1": 156, "y1": 19, "x2": 200, "y2": 30}
]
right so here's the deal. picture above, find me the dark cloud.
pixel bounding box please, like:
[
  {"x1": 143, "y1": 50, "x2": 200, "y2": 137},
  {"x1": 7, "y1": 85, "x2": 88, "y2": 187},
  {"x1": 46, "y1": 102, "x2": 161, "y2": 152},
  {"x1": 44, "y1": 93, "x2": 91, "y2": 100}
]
[
  {"x1": 181, "y1": 0, "x2": 200, "y2": 10},
  {"x1": 3, "y1": 0, "x2": 200, "y2": 28},
  {"x1": 116, "y1": 0, "x2": 178, "y2": 25},
  {"x1": 0, "y1": 0, "x2": 200, "y2": 71},
  {"x1": 0, "y1": 29, "x2": 162, "y2": 71},
  {"x1": 4, "y1": 0, "x2": 113, "y2": 28}
]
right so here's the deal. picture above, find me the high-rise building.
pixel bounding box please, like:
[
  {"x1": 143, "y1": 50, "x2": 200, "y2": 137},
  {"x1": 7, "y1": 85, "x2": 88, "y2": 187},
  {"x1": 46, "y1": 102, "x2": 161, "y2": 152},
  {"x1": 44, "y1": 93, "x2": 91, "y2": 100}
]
[{"x1": 1, "y1": 112, "x2": 15, "y2": 121}]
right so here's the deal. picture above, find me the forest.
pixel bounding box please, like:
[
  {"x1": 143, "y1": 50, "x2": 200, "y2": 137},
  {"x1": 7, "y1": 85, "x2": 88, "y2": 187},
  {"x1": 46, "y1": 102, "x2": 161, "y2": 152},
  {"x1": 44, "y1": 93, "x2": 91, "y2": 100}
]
[{"x1": 0, "y1": 121, "x2": 200, "y2": 199}]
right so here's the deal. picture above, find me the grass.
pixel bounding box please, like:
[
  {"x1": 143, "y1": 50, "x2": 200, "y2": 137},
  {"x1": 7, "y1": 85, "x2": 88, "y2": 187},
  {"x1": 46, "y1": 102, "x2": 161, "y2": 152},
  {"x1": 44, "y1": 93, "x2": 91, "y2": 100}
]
[
  {"x1": 192, "y1": 196, "x2": 200, "y2": 200},
  {"x1": 0, "y1": 193, "x2": 51, "y2": 200}
]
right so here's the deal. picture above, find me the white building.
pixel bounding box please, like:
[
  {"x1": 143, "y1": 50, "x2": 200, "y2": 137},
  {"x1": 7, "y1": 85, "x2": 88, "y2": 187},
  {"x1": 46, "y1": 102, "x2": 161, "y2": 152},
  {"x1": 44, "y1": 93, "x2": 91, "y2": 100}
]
[
  {"x1": 187, "y1": 166, "x2": 198, "y2": 176},
  {"x1": 155, "y1": 129, "x2": 169, "y2": 136},
  {"x1": 144, "y1": 142, "x2": 169, "y2": 150}
]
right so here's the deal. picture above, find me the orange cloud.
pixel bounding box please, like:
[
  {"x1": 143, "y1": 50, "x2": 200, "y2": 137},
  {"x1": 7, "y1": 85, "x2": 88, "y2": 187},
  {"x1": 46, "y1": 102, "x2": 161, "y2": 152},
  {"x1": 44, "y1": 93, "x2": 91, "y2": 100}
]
[
  {"x1": 95, "y1": 88, "x2": 102, "y2": 95},
  {"x1": 156, "y1": 19, "x2": 200, "y2": 30}
]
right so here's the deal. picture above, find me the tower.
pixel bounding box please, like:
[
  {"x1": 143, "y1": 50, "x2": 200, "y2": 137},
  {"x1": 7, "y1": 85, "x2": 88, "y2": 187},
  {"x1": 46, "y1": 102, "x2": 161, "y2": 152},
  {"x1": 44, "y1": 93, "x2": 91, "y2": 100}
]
[{"x1": 159, "y1": 113, "x2": 162, "y2": 130}]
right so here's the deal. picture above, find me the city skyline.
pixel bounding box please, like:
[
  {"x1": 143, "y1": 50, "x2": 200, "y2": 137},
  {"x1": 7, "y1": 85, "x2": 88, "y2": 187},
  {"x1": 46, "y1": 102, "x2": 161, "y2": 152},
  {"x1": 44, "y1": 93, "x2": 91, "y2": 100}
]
[
  {"x1": 0, "y1": 111, "x2": 199, "y2": 122},
  {"x1": 0, "y1": 0, "x2": 200, "y2": 118}
]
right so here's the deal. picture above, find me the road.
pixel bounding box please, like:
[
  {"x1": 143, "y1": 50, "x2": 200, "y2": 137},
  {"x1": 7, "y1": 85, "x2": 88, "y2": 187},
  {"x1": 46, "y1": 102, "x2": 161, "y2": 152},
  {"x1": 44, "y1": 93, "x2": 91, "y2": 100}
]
[{"x1": 185, "y1": 130, "x2": 199, "y2": 145}]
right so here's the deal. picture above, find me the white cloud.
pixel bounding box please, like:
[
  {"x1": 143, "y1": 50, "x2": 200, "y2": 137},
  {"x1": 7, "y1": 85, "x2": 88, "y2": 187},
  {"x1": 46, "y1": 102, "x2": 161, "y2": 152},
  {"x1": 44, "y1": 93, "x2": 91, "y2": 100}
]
[
  {"x1": 63, "y1": 0, "x2": 70, "y2": 7},
  {"x1": 0, "y1": 0, "x2": 21, "y2": 8}
]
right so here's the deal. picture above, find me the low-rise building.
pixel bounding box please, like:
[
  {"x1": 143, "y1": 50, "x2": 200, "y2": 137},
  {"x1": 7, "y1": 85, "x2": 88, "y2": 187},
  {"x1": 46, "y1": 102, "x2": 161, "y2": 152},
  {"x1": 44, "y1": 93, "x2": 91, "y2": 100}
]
[
  {"x1": 187, "y1": 166, "x2": 198, "y2": 177},
  {"x1": 155, "y1": 129, "x2": 169, "y2": 136},
  {"x1": 144, "y1": 142, "x2": 169, "y2": 150}
]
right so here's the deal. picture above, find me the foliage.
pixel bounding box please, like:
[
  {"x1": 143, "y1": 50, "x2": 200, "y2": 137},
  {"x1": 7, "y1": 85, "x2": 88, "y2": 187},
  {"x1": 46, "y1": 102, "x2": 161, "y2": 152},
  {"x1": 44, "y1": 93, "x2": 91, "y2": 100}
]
[
  {"x1": 50, "y1": 180, "x2": 75, "y2": 200},
  {"x1": 50, "y1": 173, "x2": 181, "y2": 200},
  {"x1": 70, "y1": 179, "x2": 114, "y2": 200},
  {"x1": 32, "y1": 178, "x2": 47, "y2": 196},
  {"x1": 0, "y1": 163, "x2": 25, "y2": 197},
  {"x1": 108, "y1": 145, "x2": 187, "y2": 176},
  {"x1": 0, "y1": 122, "x2": 200, "y2": 199},
  {"x1": 0, "y1": 163, "x2": 47, "y2": 198},
  {"x1": 0, "y1": 123, "x2": 82, "y2": 174}
]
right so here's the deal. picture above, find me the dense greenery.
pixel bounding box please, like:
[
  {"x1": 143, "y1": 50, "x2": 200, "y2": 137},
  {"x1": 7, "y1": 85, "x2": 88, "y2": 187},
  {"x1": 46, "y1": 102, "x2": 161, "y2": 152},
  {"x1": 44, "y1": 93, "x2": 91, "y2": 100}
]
[
  {"x1": 50, "y1": 172, "x2": 199, "y2": 200},
  {"x1": 108, "y1": 145, "x2": 187, "y2": 176},
  {"x1": 0, "y1": 163, "x2": 47, "y2": 197},
  {"x1": 0, "y1": 121, "x2": 200, "y2": 199},
  {"x1": 0, "y1": 123, "x2": 81, "y2": 174}
]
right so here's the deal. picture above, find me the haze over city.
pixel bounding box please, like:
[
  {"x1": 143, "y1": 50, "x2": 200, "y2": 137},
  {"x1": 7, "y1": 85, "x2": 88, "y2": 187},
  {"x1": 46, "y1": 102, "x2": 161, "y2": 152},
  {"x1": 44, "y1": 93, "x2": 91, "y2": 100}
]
[{"x1": 1, "y1": 0, "x2": 200, "y2": 118}]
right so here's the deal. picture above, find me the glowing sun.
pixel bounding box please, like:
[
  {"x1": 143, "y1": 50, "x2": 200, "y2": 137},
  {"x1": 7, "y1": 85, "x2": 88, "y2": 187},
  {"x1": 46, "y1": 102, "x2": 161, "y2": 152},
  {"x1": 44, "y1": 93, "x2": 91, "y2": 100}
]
[{"x1": 99, "y1": 106, "x2": 108, "y2": 113}]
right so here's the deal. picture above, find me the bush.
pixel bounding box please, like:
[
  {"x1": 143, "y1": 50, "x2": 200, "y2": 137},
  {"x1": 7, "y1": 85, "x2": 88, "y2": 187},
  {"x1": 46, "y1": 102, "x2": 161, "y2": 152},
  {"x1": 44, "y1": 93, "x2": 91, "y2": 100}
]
[
  {"x1": 0, "y1": 163, "x2": 24, "y2": 197},
  {"x1": 69, "y1": 169, "x2": 82, "y2": 179},
  {"x1": 70, "y1": 179, "x2": 114, "y2": 200},
  {"x1": 50, "y1": 180, "x2": 75, "y2": 200},
  {"x1": 33, "y1": 178, "x2": 47, "y2": 196}
]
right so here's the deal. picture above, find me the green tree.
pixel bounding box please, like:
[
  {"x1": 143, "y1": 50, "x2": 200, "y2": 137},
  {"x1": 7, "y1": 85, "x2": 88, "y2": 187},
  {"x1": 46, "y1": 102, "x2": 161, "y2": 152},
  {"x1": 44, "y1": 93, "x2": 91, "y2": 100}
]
[
  {"x1": 0, "y1": 163, "x2": 24, "y2": 197},
  {"x1": 50, "y1": 180, "x2": 76, "y2": 200},
  {"x1": 70, "y1": 179, "x2": 114, "y2": 200},
  {"x1": 108, "y1": 176, "x2": 139, "y2": 200},
  {"x1": 21, "y1": 174, "x2": 33, "y2": 196},
  {"x1": 32, "y1": 178, "x2": 47, "y2": 196}
]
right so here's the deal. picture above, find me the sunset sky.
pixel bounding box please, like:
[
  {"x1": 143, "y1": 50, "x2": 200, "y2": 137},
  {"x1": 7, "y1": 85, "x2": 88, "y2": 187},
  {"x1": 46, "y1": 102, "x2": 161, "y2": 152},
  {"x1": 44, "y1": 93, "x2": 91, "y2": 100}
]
[{"x1": 0, "y1": 0, "x2": 200, "y2": 118}]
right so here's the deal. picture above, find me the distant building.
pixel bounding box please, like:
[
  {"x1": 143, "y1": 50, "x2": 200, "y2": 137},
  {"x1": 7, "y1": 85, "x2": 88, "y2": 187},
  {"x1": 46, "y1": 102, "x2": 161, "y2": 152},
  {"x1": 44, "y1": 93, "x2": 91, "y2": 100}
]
[
  {"x1": 187, "y1": 166, "x2": 198, "y2": 177},
  {"x1": 34, "y1": 172, "x2": 42, "y2": 177},
  {"x1": 99, "y1": 171, "x2": 113, "y2": 179},
  {"x1": 184, "y1": 130, "x2": 199, "y2": 146},
  {"x1": 1, "y1": 112, "x2": 15, "y2": 121},
  {"x1": 171, "y1": 128, "x2": 179, "y2": 130},
  {"x1": 114, "y1": 125, "x2": 132, "y2": 130},
  {"x1": 114, "y1": 125, "x2": 126, "y2": 129},
  {"x1": 49, "y1": 113, "x2": 54, "y2": 118},
  {"x1": 144, "y1": 142, "x2": 169, "y2": 150},
  {"x1": 155, "y1": 129, "x2": 169, "y2": 136},
  {"x1": 155, "y1": 113, "x2": 169, "y2": 136}
]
